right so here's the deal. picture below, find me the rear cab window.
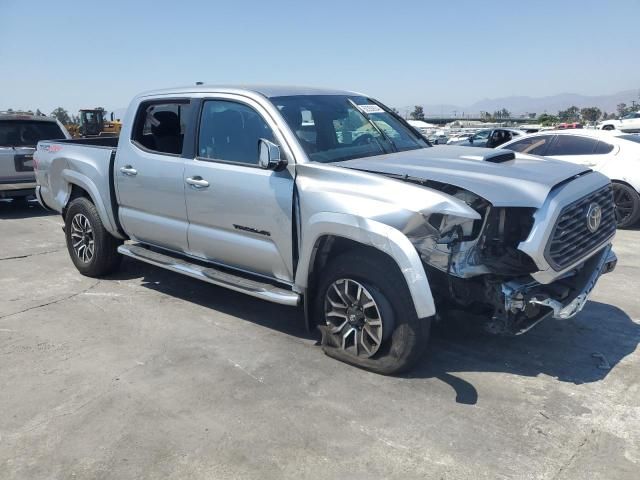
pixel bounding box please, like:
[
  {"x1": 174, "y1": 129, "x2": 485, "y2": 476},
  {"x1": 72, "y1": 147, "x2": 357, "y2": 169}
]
[{"x1": 131, "y1": 100, "x2": 192, "y2": 155}]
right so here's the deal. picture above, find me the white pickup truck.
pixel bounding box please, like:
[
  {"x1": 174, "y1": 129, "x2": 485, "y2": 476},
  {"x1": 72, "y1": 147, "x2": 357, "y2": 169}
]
[{"x1": 34, "y1": 85, "x2": 617, "y2": 374}]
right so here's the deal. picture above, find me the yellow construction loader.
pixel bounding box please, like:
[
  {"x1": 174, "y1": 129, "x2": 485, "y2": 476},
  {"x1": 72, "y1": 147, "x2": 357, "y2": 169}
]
[{"x1": 69, "y1": 108, "x2": 122, "y2": 137}]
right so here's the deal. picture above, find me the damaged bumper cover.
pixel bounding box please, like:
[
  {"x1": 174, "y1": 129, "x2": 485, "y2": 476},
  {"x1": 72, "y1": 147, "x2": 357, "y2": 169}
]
[
  {"x1": 501, "y1": 245, "x2": 616, "y2": 333},
  {"x1": 529, "y1": 245, "x2": 616, "y2": 319}
]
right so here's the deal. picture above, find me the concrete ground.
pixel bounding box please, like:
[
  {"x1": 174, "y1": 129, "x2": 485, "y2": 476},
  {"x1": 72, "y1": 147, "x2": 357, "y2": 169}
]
[{"x1": 0, "y1": 200, "x2": 638, "y2": 480}]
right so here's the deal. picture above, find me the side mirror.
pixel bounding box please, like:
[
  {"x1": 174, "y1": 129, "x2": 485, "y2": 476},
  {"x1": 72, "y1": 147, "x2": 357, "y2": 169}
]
[
  {"x1": 468, "y1": 137, "x2": 474, "y2": 144},
  {"x1": 258, "y1": 138, "x2": 286, "y2": 171}
]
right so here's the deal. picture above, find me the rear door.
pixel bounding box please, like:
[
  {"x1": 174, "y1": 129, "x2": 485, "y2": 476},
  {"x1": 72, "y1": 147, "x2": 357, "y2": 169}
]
[
  {"x1": 183, "y1": 96, "x2": 295, "y2": 281},
  {"x1": 114, "y1": 99, "x2": 193, "y2": 253}
]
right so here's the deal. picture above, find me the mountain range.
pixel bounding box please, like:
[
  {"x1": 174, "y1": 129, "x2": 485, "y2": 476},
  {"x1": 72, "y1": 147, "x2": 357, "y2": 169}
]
[{"x1": 411, "y1": 89, "x2": 639, "y2": 117}]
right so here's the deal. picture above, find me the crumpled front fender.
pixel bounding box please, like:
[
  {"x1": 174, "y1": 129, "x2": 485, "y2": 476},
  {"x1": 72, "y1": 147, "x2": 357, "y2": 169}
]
[{"x1": 295, "y1": 212, "x2": 435, "y2": 319}]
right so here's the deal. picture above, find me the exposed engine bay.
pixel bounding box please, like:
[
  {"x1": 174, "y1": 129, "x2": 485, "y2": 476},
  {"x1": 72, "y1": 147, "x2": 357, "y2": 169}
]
[{"x1": 393, "y1": 176, "x2": 617, "y2": 335}]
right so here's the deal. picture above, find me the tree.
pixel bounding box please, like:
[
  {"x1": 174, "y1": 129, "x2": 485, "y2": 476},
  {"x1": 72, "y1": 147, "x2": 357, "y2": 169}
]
[
  {"x1": 500, "y1": 108, "x2": 511, "y2": 119},
  {"x1": 537, "y1": 113, "x2": 558, "y2": 126},
  {"x1": 558, "y1": 106, "x2": 580, "y2": 122},
  {"x1": 617, "y1": 103, "x2": 627, "y2": 117},
  {"x1": 580, "y1": 107, "x2": 602, "y2": 123},
  {"x1": 51, "y1": 107, "x2": 71, "y2": 124},
  {"x1": 410, "y1": 105, "x2": 425, "y2": 121}
]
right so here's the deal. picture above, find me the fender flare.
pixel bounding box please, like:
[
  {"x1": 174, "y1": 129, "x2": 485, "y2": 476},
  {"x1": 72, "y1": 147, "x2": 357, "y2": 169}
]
[
  {"x1": 295, "y1": 212, "x2": 436, "y2": 319},
  {"x1": 61, "y1": 170, "x2": 122, "y2": 238}
]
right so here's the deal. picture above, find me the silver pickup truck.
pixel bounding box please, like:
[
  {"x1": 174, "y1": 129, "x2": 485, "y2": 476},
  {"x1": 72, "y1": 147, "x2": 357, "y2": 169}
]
[
  {"x1": 1, "y1": 113, "x2": 70, "y2": 201},
  {"x1": 34, "y1": 86, "x2": 618, "y2": 374}
]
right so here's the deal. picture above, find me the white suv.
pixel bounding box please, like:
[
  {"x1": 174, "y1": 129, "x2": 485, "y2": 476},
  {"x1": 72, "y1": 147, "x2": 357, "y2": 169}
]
[{"x1": 598, "y1": 111, "x2": 640, "y2": 133}]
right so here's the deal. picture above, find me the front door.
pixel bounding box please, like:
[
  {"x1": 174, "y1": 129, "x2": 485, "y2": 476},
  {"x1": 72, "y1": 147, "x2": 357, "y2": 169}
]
[
  {"x1": 115, "y1": 99, "x2": 193, "y2": 253},
  {"x1": 184, "y1": 97, "x2": 295, "y2": 281}
]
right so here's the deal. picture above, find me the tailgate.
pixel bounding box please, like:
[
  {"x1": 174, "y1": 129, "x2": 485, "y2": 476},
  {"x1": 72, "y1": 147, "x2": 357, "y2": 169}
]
[{"x1": 0, "y1": 147, "x2": 36, "y2": 188}]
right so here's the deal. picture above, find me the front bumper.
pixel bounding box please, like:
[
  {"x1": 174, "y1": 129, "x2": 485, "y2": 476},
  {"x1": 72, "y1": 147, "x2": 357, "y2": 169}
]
[
  {"x1": 529, "y1": 245, "x2": 616, "y2": 319},
  {"x1": 499, "y1": 245, "x2": 616, "y2": 334}
]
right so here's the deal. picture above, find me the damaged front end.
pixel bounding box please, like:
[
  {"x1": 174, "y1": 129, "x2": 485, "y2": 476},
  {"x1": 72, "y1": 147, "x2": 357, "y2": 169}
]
[{"x1": 398, "y1": 178, "x2": 617, "y2": 335}]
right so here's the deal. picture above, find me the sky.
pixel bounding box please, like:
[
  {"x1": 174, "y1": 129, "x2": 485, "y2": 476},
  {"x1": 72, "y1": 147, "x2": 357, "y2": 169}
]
[{"x1": 1, "y1": 0, "x2": 638, "y2": 114}]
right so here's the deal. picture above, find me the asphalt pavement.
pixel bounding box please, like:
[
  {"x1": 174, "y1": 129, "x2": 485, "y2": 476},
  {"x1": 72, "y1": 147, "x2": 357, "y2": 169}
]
[{"x1": 1, "y1": 200, "x2": 638, "y2": 479}]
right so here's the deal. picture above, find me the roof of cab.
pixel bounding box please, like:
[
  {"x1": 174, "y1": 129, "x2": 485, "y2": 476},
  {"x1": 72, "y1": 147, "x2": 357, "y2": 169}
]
[{"x1": 137, "y1": 85, "x2": 362, "y2": 99}]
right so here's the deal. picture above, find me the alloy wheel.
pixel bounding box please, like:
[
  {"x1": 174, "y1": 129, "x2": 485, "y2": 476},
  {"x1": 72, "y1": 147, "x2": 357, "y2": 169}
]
[
  {"x1": 324, "y1": 278, "x2": 384, "y2": 357},
  {"x1": 70, "y1": 213, "x2": 95, "y2": 263}
]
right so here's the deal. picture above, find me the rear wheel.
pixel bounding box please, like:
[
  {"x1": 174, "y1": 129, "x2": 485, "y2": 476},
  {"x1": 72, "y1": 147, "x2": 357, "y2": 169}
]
[
  {"x1": 602, "y1": 124, "x2": 615, "y2": 131},
  {"x1": 612, "y1": 182, "x2": 640, "y2": 228},
  {"x1": 65, "y1": 197, "x2": 122, "y2": 277},
  {"x1": 315, "y1": 251, "x2": 431, "y2": 375}
]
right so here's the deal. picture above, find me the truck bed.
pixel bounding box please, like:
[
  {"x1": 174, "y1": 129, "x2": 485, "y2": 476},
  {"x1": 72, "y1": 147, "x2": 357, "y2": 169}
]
[{"x1": 35, "y1": 136, "x2": 123, "y2": 237}]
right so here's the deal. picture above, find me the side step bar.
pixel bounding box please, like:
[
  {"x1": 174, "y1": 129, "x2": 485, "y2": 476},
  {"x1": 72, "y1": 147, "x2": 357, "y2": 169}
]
[{"x1": 117, "y1": 244, "x2": 300, "y2": 306}]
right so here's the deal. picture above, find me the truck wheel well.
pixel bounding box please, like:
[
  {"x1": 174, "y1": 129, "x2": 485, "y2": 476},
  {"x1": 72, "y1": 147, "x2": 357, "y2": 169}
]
[
  {"x1": 62, "y1": 184, "x2": 92, "y2": 220},
  {"x1": 304, "y1": 235, "x2": 408, "y2": 330}
]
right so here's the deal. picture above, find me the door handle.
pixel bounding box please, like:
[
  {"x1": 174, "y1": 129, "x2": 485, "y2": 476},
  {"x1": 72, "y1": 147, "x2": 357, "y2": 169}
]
[
  {"x1": 120, "y1": 165, "x2": 138, "y2": 176},
  {"x1": 185, "y1": 176, "x2": 210, "y2": 189}
]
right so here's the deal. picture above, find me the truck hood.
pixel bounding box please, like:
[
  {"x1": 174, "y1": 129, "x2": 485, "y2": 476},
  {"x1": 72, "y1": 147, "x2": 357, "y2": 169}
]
[{"x1": 339, "y1": 146, "x2": 590, "y2": 208}]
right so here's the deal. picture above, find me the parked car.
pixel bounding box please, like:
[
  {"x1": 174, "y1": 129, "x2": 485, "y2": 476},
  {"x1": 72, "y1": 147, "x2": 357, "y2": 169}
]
[
  {"x1": 499, "y1": 129, "x2": 640, "y2": 228},
  {"x1": 598, "y1": 111, "x2": 640, "y2": 133},
  {"x1": 0, "y1": 112, "x2": 70, "y2": 201},
  {"x1": 448, "y1": 127, "x2": 525, "y2": 148},
  {"x1": 35, "y1": 86, "x2": 617, "y2": 374}
]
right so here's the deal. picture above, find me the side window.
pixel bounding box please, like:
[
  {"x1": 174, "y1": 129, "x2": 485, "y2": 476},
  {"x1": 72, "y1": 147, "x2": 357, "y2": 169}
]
[
  {"x1": 502, "y1": 135, "x2": 553, "y2": 156},
  {"x1": 132, "y1": 101, "x2": 191, "y2": 155},
  {"x1": 198, "y1": 100, "x2": 274, "y2": 165},
  {"x1": 594, "y1": 141, "x2": 614, "y2": 154},
  {"x1": 546, "y1": 135, "x2": 598, "y2": 156}
]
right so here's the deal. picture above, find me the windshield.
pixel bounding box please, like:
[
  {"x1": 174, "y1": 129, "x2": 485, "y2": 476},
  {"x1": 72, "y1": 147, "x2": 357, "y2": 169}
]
[
  {"x1": 270, "y1": 95, "x2": 429, "y2": 163},
  {"x1": 0, "y1": 120, "x2": 65, "y2": 147}
]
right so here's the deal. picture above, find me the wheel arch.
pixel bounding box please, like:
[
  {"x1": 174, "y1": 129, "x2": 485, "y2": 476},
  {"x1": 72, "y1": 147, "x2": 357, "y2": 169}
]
[
  {"x1": 60, "y1": 172, "x2": 122, "y2": 238},
  {"x1": 296, "y1": 212, "x2": 435, "y2": 330}
]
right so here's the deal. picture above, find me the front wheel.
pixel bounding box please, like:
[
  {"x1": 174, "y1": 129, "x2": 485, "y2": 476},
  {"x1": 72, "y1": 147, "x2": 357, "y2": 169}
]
[
  {"x1": 65, "y1": 197, "x2": 122, "y2": 277},
  {"x1": 613, "y1": 182, "x2": 640, "y2": 228},
  {"x1": 315, "y1": 251, "x2": 431, "y2": 375},
  {"x1": 602, "y1": 124, "x2": 615, "y2": 131}
]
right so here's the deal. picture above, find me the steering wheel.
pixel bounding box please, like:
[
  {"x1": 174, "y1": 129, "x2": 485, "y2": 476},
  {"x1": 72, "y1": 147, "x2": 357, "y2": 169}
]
[{"x1": 353, "y1": 134, "x2": 375, "y2": 146}]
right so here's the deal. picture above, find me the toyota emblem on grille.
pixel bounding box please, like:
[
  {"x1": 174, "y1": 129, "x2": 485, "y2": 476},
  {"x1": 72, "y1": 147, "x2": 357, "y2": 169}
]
[{"x1": 586, "y1": 203, "x2": 602, "y2": 233}]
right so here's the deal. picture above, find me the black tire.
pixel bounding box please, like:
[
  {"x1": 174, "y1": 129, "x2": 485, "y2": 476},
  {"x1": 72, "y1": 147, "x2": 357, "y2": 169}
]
[
  {"x1": 64, "y1": 196, "x2": 122, "y2": 277},
  {"x1": 602, "y1": 124, "x2": 615, "y2": 131},
  {"x1": 612, "y1": 182, "x2": 640, "y2": 229},
  {"x1": 314, "y1": 250, "x2": 431, "y2": 375}
]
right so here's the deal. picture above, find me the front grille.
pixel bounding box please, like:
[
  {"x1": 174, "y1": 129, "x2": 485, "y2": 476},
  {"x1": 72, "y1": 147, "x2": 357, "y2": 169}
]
[{"x1": 545, "y1": 184, "x2": 616, "y2": 270}]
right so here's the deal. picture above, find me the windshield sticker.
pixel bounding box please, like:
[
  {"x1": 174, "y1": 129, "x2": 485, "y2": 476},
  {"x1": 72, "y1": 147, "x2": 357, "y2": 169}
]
[{"x1": 357, "y1": 104, "x2": 385, "y2": 115}]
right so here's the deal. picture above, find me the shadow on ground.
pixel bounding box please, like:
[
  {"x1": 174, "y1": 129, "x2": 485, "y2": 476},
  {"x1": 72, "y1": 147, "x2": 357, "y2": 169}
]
[
  {"x1": 0, "y1": 198, "x2": 56, "y2": 219},
  {"x1": 109, "y1": 258, "x2": 640, "y2": 406}
]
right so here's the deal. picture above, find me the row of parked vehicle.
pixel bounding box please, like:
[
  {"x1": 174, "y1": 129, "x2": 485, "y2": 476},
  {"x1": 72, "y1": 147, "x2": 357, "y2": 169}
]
[
  {"x1": 429, "y1": 125, "x2": 640, "y2": 229},
  {"x1": 22, "y1": 85, "x2": 622, "y2": 374}
]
